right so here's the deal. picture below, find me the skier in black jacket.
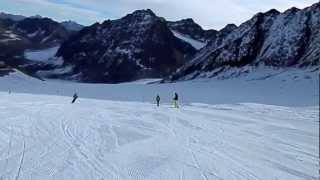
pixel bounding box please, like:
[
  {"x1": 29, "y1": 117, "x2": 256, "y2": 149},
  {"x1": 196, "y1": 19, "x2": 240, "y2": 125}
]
[{"x1": 71, "y1": 93, "x2": 78, "y2": 104}]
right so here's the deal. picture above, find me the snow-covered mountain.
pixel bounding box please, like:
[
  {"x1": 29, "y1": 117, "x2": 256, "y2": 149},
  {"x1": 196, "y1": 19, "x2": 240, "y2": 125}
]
[
  {"x1": 1, "y1": 3, "x2": 319, "y2": 84},
  {"x1": 55, "y1": 9, "x2": 196, "y2": 83},
  {"x1": 61, "y1": 20, "x2": 84, "y2": 32},
  {"x1": 169, "y1": 2, "x2": 320, "y2": 81}
]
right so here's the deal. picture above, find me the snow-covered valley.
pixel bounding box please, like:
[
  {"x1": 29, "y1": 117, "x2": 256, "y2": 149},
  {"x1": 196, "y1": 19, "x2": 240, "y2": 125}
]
[
  {"x1": 0, "y1": 68, "x2": 319, "y2": 180},
  {"x1": 24, "y1": 46, "x2": 60, "y2": 63},
  {"x1": 0, "y1": 67, "x2": 318, "y2": 106}
]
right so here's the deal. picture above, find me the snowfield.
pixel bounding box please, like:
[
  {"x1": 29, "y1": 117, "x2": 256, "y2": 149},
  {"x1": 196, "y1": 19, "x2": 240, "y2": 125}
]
[
  {"x1": 24, "y1": 46, "x2": 60, "y2": 63},
  {"x1": 0, "y1": 68, "x2": 319, "y2": 180}
]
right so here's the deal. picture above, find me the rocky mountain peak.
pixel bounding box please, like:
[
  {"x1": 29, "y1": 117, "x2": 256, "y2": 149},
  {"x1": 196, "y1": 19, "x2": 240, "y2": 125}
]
[
  {"x1": 264, "y1": 9, "x2": 280, "y2": 16},
  {"x1": 219, "y1": 24, "x2": 237, "y2": 33},
  {"x1": 176, "y1": 18, "x2": 197, "y2": 24},
  {"x1": 284, "y1": 7, "x2": 300, "y2": 14},
  {"x1": 123, "y1": 9, "x2": 157, "y2": 21}
]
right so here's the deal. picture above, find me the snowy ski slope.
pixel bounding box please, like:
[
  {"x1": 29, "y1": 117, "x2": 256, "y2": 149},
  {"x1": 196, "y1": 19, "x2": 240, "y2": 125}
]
[
  {"x1": 0, "y1": 68, "x2": 319, "y2": 180},
  {"x1": 0, "y1": 92, "x2": 318, "y2": 180}
]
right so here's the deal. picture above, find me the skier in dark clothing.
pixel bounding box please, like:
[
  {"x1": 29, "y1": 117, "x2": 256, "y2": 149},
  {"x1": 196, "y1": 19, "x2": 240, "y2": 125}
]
[
  {"x1": 71, "y1": 93, "x2": 78, "y2": 104},
  {"x1": 156, "y1": 95, "x2": 160, "y2": 107},
  {"x1": 173, "y1": 92, "x2": 179, "y2": 108}
]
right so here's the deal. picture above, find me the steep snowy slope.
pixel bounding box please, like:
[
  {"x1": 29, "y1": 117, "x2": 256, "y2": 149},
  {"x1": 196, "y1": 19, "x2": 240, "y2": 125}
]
[
  {"x1": 0, "y1": 92, "x2": 318, "y2": 180},
  {"x1": 171, "y1": 30, "x2": 206, "y2": 50}
]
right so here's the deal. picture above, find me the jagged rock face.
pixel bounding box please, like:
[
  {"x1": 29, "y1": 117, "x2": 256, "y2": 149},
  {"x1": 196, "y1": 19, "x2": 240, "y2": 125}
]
[
  {"x1": 0, "y1": 19, "x2": 29, "y2": 57},
  {"x1": 57, "y1": 9, "x2": 196, "y2": 83},
  {"x1": 258, "y1": 5, "x2": 320, "y2": 67},
  {"x1": 170, "y1": 3, "x2": 320, "y2": 81},
  {"x1": 168, "y1": 18, "x2": 217, "y2": 42},
  {"x1": 301, "y1": 3, "x2": 320, "y2": 66}
]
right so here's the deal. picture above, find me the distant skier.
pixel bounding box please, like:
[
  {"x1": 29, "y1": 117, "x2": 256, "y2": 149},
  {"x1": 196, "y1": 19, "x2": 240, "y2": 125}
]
[
  {"x1": 156, "y1": 94, "x2": 160, "y2": 107},
  {"x1": 71, "y1": 93, "x2": 78, "y2": 104},
  {"x1": 173, "y1": 92, "x2": 179, "y2": 108}
]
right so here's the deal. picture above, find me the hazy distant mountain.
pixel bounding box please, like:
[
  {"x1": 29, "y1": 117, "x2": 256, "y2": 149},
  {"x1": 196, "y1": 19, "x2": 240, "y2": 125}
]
[
  {"x1": 61, "y1": 21, "x2": 84, "y2": 32},
  {"x1": 0, "y1": 12, "x2": 26, "y2": 21},
  {"x1": 168, "y1": 18, "x2": 217, "y2": 42}
]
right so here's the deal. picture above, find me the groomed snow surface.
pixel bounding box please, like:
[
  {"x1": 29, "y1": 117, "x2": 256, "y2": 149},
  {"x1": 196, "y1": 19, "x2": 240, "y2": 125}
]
[{"x1": 0, "y1": 68, "x2": 319, "y2": 180}]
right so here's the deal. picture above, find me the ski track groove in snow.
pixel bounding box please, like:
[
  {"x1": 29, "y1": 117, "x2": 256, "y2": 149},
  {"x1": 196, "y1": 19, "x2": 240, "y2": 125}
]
[
  {"x1": 2, "y1": 126, "x2": 13, "y2": 178},
  {"x1": 61, "y1": 112, "x2": 121, "y2": 179},
  {"x1": 14, "y1": 139, "x2": 25, "y2": 180}
]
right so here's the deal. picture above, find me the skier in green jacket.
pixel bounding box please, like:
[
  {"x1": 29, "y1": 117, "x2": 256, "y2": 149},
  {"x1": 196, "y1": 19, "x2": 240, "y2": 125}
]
[{"x1": 156, "y1": 95, "x2": 160, "y2": 107}]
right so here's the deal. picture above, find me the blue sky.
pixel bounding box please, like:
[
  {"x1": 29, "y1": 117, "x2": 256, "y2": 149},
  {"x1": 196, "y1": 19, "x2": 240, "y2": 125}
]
[{"x1": 0, "y1": 0, "x2": 317, "y2": 29}]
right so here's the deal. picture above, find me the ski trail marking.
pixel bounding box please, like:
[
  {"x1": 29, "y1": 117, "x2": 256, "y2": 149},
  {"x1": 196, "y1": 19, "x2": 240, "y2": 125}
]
[
  {"x1": 179, "y1": 167, "x2": 185, "y2": 180},
  {"x1": 0, "y1": 126, "x2": 13, "y2": 179},
  {"x1": 15, "y1": 140, "x2": 26, "y2": 180},
  {"x1": 190, "y1": 151, "x2": 208, "y2": 180}
]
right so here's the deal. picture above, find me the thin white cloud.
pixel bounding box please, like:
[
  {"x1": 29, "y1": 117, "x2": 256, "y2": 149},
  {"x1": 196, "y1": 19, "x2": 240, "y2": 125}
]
[
  {"x1": 1, "y1": 0, "x2": 318, "y2": 29},
  {"x1": 0, "y1": 0, "x2": 105, "y2": 24}
]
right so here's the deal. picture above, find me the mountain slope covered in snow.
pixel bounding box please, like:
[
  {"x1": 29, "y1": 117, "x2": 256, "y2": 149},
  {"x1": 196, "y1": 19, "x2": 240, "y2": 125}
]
[{"x1": 170, "y1": 3, "x2": 320, "y2": 81}]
